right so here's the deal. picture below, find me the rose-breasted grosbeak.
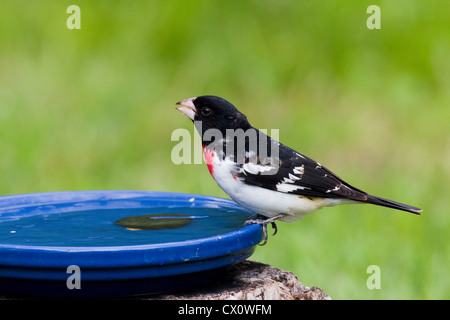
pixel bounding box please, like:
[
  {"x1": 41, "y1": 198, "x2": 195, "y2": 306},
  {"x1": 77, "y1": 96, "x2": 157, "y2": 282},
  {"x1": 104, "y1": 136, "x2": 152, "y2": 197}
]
[{"x1": 176, "y1": 95, "x2": 422, "y2": 245}]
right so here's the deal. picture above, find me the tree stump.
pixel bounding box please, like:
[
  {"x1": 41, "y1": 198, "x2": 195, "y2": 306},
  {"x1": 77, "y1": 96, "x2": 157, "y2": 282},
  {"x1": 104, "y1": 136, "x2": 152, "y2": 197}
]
[
  {"x1": 142, "y1": 260, "x2": 331, "y2": 300},
  {"x1": 0, "y1": 260, "x2": 330, "y2": 300}
]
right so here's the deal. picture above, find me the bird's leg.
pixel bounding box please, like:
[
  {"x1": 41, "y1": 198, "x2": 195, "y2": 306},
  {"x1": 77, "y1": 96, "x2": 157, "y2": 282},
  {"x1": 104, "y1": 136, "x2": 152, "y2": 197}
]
[{"x1": 245, "y1": 214, "x2": 287, "y2": 246}]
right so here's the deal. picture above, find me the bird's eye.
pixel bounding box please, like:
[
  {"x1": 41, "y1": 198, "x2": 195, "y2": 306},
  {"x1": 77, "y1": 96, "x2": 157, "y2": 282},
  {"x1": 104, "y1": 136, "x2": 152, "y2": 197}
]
[{"x1": 201, "y1": 107, "x2": 212, "y2": 116}]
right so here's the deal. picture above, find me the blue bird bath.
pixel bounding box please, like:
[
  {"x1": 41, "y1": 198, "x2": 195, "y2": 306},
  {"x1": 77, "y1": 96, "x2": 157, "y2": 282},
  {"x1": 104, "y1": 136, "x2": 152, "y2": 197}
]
[{"x1": 0, "y1": 191, "x2": 262, "y2": 297}]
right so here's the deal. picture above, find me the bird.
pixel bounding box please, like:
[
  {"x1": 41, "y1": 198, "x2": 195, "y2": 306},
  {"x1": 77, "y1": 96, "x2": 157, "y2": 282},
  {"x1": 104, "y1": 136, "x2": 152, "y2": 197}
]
[{"x1": 176, "y1": 95, "x2": 422, "y2": 245}]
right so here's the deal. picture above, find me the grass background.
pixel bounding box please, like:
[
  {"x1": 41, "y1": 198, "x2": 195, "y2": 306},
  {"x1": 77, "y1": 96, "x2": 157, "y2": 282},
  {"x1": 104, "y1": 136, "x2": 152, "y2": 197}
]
[{"x1": 0, "y1": 1, "x2": 448, "y2": 299}]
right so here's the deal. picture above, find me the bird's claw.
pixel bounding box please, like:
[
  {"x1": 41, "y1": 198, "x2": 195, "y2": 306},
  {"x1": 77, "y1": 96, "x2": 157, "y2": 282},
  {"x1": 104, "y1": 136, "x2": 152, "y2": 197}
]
[{"x1": 245, "y1": 214, "x2": 286, "y2": 246}]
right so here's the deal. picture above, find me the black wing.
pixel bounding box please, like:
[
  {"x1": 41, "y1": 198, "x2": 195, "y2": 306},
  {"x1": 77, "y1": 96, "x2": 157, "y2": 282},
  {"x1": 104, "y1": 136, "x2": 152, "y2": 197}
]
[
  {"x1": 228, "y1": 128, "x2": 422, "y2": 214},
  {"x1": 234, "y1": 130, "x2": 369, "y2": 201}
]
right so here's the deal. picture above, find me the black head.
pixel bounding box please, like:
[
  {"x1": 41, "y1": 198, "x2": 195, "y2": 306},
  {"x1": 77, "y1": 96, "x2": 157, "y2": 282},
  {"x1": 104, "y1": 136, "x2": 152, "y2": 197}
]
[{"x1": 176, "y1": 95, "x2": 251, "y2": 135}]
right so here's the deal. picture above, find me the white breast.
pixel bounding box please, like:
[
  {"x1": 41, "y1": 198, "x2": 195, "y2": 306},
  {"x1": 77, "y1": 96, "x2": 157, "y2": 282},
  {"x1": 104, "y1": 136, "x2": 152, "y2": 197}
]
[{"x1": 210, "y1": 153, "x2": 346, "y2": 222}]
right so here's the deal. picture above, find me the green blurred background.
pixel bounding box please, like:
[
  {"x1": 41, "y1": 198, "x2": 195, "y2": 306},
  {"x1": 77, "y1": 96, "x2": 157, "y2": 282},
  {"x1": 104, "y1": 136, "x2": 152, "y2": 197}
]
[{"x1": 0, "y1": 1, "x2": 448, "y2": 299}]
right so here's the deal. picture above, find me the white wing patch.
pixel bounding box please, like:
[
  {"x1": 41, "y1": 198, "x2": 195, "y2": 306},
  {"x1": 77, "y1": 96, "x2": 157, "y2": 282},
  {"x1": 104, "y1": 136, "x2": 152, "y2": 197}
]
[
  {"x1": 275, "y1": 164, "x2": 308, "y2": 193},
  {"x1": 276, "y1": 183, "x2": 310, "y2": 193},
  {"x1": 241, "y1": 162, "x2": 274, "y2": 175},
  {"x1": 282, "y1": 173, "x2": 299, "y2": 184},
  {"x1": 293, "y1": 165, "x2": 305, "y2": 175},
  {"x1": 326, "y1": 185, "x2": 341, "y2": 193}
]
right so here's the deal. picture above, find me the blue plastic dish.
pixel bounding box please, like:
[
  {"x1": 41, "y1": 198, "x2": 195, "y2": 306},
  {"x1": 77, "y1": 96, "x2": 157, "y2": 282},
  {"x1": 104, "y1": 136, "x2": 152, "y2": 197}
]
[{"x1": 0, "y1": 191, "x2": 262, "y2": 297}]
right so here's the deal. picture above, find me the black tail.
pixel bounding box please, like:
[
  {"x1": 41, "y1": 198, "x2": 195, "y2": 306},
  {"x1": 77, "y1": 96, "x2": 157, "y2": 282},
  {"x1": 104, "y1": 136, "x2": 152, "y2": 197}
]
[{"x1": 365, "y1": 194, "x2": 422, "y2": 215}]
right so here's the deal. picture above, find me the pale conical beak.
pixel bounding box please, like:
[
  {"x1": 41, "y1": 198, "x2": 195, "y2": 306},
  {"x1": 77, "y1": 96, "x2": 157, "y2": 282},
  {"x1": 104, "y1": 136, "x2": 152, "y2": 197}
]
[{"x1": 176, "y1": 97, "x2": 197, "y2": 120}]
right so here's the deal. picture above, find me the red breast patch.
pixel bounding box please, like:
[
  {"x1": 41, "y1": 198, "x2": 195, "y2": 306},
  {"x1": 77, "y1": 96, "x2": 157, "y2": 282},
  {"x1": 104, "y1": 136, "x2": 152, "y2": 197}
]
[{"x1": 202, "y1": 145, "x2": 215, "y2": 177}]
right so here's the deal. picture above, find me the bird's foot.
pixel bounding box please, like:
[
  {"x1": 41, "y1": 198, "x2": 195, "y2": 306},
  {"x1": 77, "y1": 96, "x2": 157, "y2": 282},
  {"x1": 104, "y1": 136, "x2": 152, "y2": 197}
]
[{"x1": 245, "y1": 214, "x2": 286, "y2": 246}]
